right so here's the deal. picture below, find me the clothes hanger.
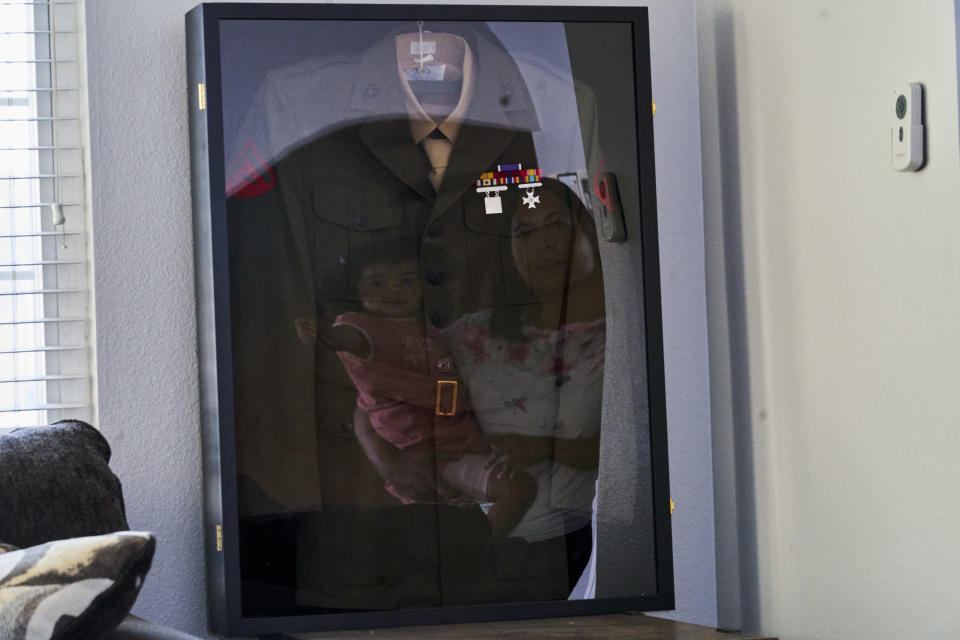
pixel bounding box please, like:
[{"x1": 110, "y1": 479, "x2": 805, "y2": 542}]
[{"x1": 397, "y1": 21, "x2": 466, "y2": 81}]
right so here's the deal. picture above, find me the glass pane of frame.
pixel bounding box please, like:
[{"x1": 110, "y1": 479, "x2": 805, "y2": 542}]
[{"x1": 190, "y1": 5, "x2": 670, "y2": 633}]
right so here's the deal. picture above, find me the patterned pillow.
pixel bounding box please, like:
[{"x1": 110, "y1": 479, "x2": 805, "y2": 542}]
[{"x1": 0, "y1": 532, "x2": 154, "y2": 640}]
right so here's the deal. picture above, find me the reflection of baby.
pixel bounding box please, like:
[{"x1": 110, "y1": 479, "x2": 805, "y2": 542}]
[{"x1": 295, "y1": 238, "x2": 535, "y2": 537}]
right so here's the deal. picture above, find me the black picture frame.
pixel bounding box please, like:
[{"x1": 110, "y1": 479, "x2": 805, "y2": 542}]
[{"x1": 187, "y1": 3, "x2": 672, "y2": 635}]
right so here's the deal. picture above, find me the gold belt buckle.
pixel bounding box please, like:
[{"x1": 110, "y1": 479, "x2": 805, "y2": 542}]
[{"x1": 435, "y1": 380, "x2": 458, "y2": 416}]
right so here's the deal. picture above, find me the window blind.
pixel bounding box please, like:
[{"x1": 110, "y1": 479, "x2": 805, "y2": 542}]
[{"x1": 0, "y1": 0, "x2": 91, "y2": 428}]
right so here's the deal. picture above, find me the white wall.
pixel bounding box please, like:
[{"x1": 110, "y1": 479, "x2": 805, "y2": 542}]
[
  {"x1": 84, "y1": 1, "x2": 712, "y2": 636},
  {"x1": 699, "y1": 1, "x2": 960, "y2": 639}
]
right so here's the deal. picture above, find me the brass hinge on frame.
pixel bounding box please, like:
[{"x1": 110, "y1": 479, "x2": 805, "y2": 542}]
[
  {"x1": 198, "y1": 83, "x2": 207, "y2": 111},
  {"x1": 669, "y1": 498, "x2": 675, "y2": 516},
  {"x1": 215, "y1": 524, "x2": 223, "y2": 551}
]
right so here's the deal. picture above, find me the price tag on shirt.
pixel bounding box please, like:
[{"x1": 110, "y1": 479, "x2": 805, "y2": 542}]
[{"x1": 410, "y1": 40, "x2": 437, "y2": 56}]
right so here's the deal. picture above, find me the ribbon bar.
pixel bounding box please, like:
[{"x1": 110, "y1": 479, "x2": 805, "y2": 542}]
[
  {"x1": 479, "y1": 169, "x2": 541, "y2": 180},
  {"x1": 475, "y1": 176, "x2": 543, "y2": 186},
  {"x1": 475, "y1": 169, "x2": 543, "y2": 187}
]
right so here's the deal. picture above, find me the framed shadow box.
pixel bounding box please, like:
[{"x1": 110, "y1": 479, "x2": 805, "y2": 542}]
[{"x1": 186, "y1": 3, "x2": 672, "y2": 635}]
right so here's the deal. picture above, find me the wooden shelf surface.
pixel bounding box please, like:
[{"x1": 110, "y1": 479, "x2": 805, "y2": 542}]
[{"x1": 280, "y1": 613, "x2": 776, "y2": 639}]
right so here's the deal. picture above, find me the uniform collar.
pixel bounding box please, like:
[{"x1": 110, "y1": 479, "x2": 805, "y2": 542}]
[
  {"x1": 348, "y1": 23, "x2": 539, "y2": 134},
  {"x1": 352, "y1": 23, "x2": 540, "y2": 213},
  {"x1": 398, "y1": 34, "x2": 476, "y2": 145}
]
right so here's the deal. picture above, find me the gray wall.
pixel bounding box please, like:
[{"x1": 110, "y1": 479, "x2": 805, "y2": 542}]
[
  {"x1": 699, "y1": 1, "x2": 960, "y2": 638},
  {"x1": 84, "y1": 1, "x2": 713, "y2": 635},
  {"x1": 642, "y1": 0, "x2": 716, "y2": 627}
]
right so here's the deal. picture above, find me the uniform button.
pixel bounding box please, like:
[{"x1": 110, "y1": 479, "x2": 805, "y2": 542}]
[
  {"x1": 425, "y1": 268, "x2": 446, "y2": 285},
  {"x1": 430, "y1": 311, "x2": 449, "y2": 328},
  {"x1": 427, "y1": 221, "x2": 444, "y2": 238},
  {"x1": 436, "y1": 357, "x2": 452, "y2": 372}
]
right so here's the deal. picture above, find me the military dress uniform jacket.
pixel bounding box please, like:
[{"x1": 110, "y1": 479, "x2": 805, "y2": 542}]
[{"x1": 226, "y1": 22, "x2": 546, "y2": 515}]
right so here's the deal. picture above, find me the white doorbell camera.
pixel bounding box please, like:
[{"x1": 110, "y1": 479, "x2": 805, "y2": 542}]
[{"x1": 891, "y1": 83, "x2": 924, "y2": 171}]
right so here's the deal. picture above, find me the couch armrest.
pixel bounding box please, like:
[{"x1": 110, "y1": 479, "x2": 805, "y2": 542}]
[{"x1": 0, "y1": 420, "x2": 129, "y2": 547}]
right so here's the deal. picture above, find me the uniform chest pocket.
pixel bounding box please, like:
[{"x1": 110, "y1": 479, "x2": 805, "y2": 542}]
[
  {"x1": 311, "y1": 182, "x2": 409, "y2": 302},
  {"x1": 463, "y1": 187, "x2": 518, "y2": 237},
  {"x1": 311, "y1": 181, "x2": 407, "y2": 231},
  {"x1": 461, "y1": 192, "x2": 535, "y2": 307}
]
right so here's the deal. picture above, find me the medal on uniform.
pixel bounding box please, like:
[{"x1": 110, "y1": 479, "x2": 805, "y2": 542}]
[
  {"x1": 475, "y1": 164, "x2": 543, "y2": 214},
  {"x1": 520, "y1": 184, "x2": 541, "y2": 209},
  {"x1": 476, "y1": 185, "x2": 507, "y2": 214}
]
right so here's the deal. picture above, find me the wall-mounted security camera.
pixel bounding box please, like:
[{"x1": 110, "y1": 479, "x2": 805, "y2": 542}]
[
  {"x1": 891, "y1": 82, "x2": 924, "y2": 171},
  {"x1": 594, "y1": 172, "x2": 627, "y2": 242}
]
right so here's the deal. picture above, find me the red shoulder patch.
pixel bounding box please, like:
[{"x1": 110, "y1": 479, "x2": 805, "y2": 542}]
[{"x1": 226, "y1": 139, "x2": 276, "y2": 199}]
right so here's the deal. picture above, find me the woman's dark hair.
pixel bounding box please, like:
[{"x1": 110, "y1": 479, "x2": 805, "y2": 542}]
[{"x1": 489, "y1": 177, "x2": 604, "y2": 343}]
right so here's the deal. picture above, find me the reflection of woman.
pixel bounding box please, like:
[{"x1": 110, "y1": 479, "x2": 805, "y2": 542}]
[
  {"x1": 444, "y1": 180, "x2": 605, "y2": 591},
  {"x1": 353, "y1": 179, "x2": 604, "y2": 595}
]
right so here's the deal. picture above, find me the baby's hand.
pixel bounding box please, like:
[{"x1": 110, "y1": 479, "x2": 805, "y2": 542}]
[
  {"x1": 294, "y1": 318, "x2": 318, "y2": 345},
  {"x1": 483, "y1": 448, "x2": 518, "y2": 481}
]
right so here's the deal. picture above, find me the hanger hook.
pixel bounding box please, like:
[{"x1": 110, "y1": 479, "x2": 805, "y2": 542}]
[{"x1": 417, "y1": 20, "x2": 425, "y2": 79}]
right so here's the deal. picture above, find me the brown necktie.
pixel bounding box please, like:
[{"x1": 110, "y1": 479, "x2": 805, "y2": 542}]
[{"x1": 422, "y1": 129, "x2": 452, "y2": 191}]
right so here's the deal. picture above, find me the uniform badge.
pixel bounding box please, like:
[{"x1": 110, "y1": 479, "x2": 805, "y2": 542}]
[
  {"x1": 474, "y1": 163, "x2": 542, "y2": 214},
  {"x1": 226, "y1": 139, "x2": 276, "y2": 199}
]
